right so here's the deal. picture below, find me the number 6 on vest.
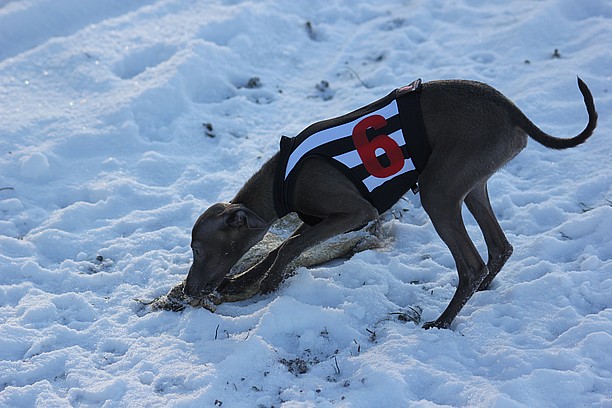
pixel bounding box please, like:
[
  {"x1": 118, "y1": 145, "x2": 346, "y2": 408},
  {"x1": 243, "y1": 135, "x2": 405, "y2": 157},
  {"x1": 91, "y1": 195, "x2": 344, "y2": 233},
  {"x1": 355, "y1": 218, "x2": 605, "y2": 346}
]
[{"x1": 352, "y1": 115, "x2": 405, "y2": 178}]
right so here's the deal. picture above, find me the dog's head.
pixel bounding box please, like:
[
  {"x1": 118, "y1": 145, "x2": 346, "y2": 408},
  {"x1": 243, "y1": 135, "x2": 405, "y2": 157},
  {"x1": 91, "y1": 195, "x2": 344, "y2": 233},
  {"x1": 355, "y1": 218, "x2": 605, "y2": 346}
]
[{"x1": 184, "y1": 202, "x2": 268, "y2": 296}]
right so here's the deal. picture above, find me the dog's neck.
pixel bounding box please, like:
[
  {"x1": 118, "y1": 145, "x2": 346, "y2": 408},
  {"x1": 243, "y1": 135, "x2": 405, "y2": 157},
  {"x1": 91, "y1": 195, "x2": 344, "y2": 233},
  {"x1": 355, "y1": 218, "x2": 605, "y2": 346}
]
[{"x1": 231, "y1": 152, "x2": 280, "y2": 225}]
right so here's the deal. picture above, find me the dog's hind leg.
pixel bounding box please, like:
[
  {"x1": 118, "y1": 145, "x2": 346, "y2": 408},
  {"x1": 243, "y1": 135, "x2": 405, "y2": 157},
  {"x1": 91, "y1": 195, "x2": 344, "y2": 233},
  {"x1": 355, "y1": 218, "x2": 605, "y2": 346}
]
[
  {"x1": 464, "y1": 181, "x2": 513, "y2": 291},
  {"x1": 418, "y1": 168, "x2": 489, "y2": 329}
]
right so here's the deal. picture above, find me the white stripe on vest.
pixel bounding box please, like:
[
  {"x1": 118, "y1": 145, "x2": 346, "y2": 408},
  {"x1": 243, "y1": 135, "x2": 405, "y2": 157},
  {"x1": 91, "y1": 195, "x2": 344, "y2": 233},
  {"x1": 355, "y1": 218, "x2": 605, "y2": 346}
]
[{"x1": 283, "y1": 99, "x2": 415, "y2": 193}]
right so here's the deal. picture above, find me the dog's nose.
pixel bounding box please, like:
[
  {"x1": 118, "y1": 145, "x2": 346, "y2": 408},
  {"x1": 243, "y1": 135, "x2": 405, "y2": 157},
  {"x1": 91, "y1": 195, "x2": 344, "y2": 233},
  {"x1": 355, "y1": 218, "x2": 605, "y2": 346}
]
[
  {"x1": 183, "y1": 279, "x2": 196, "y2": 296},
  {"x1": 184, "y1": 265, "x2": 203, "y2": 296}
]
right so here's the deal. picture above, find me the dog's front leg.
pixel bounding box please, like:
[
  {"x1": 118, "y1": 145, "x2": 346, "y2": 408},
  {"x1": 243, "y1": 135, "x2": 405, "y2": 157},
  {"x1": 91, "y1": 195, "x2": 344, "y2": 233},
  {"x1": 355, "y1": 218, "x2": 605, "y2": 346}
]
[
  {"x1": 217, "y1": 223, "x2": 310, "y2": 296},
  {"x1": 259, "y1": 209, "x2": 377, "y2": 293}
]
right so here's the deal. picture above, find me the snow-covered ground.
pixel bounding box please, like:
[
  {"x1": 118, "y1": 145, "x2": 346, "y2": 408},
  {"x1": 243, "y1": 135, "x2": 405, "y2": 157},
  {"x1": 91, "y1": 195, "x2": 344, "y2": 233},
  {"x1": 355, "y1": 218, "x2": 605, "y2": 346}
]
[{"x1": 1, "y1": 0, "x2": 611, "y2": 406}]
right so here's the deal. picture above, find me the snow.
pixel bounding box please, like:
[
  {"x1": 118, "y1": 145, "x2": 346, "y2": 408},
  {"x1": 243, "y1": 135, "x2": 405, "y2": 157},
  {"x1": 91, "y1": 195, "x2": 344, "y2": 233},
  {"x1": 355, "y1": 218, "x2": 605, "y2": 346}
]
[{"x1": 0, "y1": 0, "x2": 611, "y2": 406}]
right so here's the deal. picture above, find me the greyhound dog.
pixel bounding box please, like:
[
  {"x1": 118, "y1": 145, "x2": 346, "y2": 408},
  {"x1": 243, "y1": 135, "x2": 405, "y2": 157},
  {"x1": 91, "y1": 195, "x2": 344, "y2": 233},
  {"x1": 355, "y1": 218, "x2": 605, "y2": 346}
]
[{"x1": 185, "y1": 78, "x2": 597, "y2": 329}]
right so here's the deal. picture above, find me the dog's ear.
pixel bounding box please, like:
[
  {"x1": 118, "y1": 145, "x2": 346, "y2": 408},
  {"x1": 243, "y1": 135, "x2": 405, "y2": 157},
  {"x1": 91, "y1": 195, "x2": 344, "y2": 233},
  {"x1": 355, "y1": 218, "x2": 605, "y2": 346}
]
[{"x1": 224, "y1": 205, "x2": 268, "y2": 229}]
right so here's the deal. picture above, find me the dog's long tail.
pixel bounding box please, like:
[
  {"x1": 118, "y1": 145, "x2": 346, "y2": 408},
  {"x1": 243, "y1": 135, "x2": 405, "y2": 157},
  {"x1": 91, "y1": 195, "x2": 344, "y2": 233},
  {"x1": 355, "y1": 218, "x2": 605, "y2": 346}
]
[{"x1": 519, "y1": 77, "x2": 597, "y2": 149}]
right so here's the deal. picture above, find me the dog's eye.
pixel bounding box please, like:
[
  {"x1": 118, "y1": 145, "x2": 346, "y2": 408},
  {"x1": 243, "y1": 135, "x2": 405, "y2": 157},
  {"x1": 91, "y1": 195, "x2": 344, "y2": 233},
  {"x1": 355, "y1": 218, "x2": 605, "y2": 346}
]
[{"x1": 192, "y1": 247, "x2": 201, "y2": 257}]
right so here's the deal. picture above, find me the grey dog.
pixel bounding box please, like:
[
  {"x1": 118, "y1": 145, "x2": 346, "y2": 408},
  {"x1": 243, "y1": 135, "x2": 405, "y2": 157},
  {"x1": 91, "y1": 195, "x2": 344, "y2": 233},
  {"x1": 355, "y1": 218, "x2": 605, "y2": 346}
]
[{"x1": 185, "y1": 78, "x2": 597, "y2": 329}]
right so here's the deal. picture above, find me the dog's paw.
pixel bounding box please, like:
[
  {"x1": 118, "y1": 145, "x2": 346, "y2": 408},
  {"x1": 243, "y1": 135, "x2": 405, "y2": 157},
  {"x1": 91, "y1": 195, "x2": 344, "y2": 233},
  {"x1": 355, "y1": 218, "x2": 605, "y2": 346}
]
[
  {"x1": 259, "y1": 273, "x2": 284, "y2": 294},
  {"x1": 216, "y1": 278, "x2": 243, "y2": 296},
  {"x1": 216, "y1": 277, "x2": 261, "y2": 302},
  {"x1": 222, "y1": 263, "x2": 268, "y2": 289},
  {"x1": 422, "y1": 320, "x2": 451, "y2": 330}
]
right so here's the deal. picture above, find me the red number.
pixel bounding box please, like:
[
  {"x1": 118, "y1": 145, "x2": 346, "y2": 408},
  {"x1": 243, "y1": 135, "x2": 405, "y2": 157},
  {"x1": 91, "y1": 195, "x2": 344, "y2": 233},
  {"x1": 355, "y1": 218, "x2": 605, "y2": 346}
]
[{"x1": 352, "y1": 115, "x2": 404, "y2": 178}]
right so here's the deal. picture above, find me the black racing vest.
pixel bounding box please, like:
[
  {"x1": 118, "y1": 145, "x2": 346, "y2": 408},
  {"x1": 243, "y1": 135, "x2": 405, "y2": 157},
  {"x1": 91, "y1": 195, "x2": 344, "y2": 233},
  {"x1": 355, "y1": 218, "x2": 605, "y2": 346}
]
[{"x1": 274, "y1": 78, "x2": 430, "y2": 225}]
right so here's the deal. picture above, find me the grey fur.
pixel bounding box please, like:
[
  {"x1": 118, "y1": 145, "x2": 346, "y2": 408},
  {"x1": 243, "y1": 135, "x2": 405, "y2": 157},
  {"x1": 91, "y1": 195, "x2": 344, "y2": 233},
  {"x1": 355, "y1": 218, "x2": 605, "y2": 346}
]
[{"x1": 185, "y1": 78, "x2": 597, "y2": 329}]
